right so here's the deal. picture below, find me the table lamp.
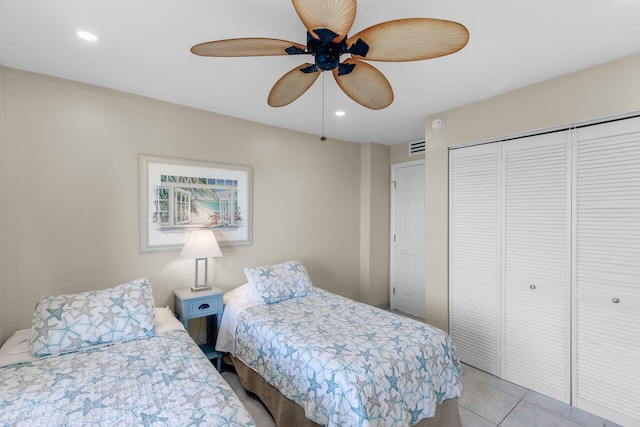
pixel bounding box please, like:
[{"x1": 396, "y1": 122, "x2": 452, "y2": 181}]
[{"x1": 180, "y1": 230, "x2": 222, "y2": 292}]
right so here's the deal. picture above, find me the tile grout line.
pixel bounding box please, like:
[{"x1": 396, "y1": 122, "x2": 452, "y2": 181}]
[
  {"x1": 458, "y1": 404, "x2": 499, "y2": 427},
  {"x1": 518, "y1": 398, "x2": 607, "y2": 427},
  {"x1": 461, "y1": 366, "x2": 608, "y2": 427},
  {"x1": 459, "y1": 368, "x2": 504, "y2": 426},
  {"x1": 496, "y1": 393, "x2": 527, "y2": 426}
]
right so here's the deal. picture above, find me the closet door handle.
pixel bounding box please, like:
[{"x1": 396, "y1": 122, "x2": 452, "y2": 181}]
[
  {"x1": 612, "y1": 298, "x2": 620, "y2": 304},
  {"x1": 529, "y1": 285, "x2": 536, "y2": 290}
]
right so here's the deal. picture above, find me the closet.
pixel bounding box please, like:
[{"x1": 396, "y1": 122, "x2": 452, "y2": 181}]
[{"x1": 449, "y1": 115, "x2": 640, "y2": 426}]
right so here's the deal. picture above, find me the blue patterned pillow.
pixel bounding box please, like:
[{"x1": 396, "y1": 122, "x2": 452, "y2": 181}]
[
  {"x1": 244, "y1": 260, "x2": 314, "y2": 304},
  {"x1": 29, "y1": 278, "x2": 156, "y2": 357}
]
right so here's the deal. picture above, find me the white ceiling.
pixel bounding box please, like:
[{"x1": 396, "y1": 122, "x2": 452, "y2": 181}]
[{"x1": 2, "y1": 0, "x2": 640, "y2": 145}]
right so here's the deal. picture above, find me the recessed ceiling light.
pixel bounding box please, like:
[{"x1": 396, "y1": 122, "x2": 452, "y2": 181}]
[
  {"x1": 335, "y1": 111, "x2": 346, "y2": 117},
  {"x1": 77, "y1": 30, "x2": 98, "y2": 42}
]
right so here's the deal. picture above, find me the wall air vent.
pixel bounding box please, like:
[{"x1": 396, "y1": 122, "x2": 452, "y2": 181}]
[{"x1": 409, "y1": 140, "x2": 426, "y2": 156}]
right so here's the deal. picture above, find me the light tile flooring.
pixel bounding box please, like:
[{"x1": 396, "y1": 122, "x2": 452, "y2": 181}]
[
  {"x1": 221, "y1": 363, "x2": 622, "y2": 427},
  {"x1": 458, "y1": 363, "x2": 622, "y2": 427}
]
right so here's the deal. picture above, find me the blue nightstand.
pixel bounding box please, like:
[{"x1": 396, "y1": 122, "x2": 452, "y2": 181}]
[{"x1": 173, "y1": 287, "x2": 224, "y2": 371}]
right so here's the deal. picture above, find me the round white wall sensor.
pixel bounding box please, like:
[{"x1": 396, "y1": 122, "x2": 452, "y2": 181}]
[{"x1": 431, "y1": 118, "x2": 446, "y2": 131}]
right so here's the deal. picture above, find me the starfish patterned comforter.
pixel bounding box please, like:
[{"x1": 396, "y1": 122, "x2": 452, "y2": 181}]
[
  {"x1": 0, "y1": 329, "x2": 255, "y2": 426},
  {"x1": 233, "y1": 289, "x2": 462, "y2": 427}
]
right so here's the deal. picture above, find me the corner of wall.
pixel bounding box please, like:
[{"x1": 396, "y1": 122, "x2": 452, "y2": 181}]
[
  {"x1": 359, "y1": 143, "x2": 372, "y2": 297},
  {"x1": 423, "y1": 132, "x2": 451, "y2": 333},
  {"x1": 358, "y1": 142, "x2": 391, "y2": 306},
  {"x1": 0, "y1": 65, "x2": 8, "y2": 344}
]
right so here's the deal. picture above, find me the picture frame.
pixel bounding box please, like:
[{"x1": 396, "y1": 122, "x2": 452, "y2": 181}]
[{"x1": 139, "y1": 155, "x2": 252, "y2": 252}]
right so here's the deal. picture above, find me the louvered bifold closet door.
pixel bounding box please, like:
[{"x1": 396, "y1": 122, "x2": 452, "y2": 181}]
[
  {"x1": 574, "y1": 116, "x2": 640, "y2": 426},
  {"x1": 449, "y1": 143, "x2": 501, "y2": 376},
  {"x1": 502, "y1": 133, "x2": 571, "y2": 403}
]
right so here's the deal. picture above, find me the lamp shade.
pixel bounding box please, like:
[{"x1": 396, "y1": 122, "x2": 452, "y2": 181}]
[{"x1": 180, "y1": 230, "x2": 222, "y2": 259}]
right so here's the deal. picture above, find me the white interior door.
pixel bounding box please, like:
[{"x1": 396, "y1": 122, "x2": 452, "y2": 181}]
[{"x1": 391, "y1": 161, "x2": 426, "y2": 318}]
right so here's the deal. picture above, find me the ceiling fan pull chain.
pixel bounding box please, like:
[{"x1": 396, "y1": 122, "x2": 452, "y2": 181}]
[{"x1": 321, "y1": 72, "x2": 326, "y2": 141}]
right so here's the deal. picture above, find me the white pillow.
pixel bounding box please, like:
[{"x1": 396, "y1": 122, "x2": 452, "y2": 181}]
[
  {"x1": 0, "y1": 329, "x2": 30, "y2": 357},
  {"x1": 224, "y1": 283, "x2": 262, "y2": 305},
  {"x1": 154, "y1": 306, "x2": 187, "y2": 333},
  {"x1": 0, "y1": 329, "x2": 32, "y2": 367}
]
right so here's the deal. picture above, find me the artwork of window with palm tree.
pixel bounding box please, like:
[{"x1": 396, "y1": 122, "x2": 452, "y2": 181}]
[{"x1": 152, "y1": 174, "x2": 243, "y2": 230}]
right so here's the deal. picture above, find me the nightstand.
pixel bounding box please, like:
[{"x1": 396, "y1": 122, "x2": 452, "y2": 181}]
[{"x1": 173, "y1": 287, "x2": 224, "y2": 371}]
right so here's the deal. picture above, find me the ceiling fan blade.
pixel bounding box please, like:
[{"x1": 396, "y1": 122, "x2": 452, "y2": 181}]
[
  {"x1": 347, "y1": 18, "x2": 469, "y2": 61},
  {"x1": 292, "y1": 0, "x2": 357, "y2": 43},
  {"x1": 191, "y1": 38, "x2": 307, "y2": 57},
  {"x1": 268, "y1": 63, "x2": 321, "y2": 107},
  {"x1": 332, "y1": 58, "x2": 393, "y2": 110}
]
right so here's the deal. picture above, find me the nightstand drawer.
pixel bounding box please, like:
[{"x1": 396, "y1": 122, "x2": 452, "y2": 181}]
[{"x1": 185, "y1": 295, "x2": 222, "y2": 318}]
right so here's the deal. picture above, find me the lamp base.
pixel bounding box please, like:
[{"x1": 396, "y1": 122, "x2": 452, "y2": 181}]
[{"x1": 191, "y1": 286, "x2": 212, "y2": 292}]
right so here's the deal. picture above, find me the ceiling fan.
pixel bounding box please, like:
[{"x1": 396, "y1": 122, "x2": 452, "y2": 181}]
[{"x1": 191, "y1": 0, "x2": 469, "y2": 110}]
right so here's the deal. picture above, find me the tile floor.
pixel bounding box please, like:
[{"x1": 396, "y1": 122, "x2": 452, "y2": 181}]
[
  {"x1": 457, "y1": 363, "x2": 622, "y2": 427},
  {"x1": 221, "y1": 363, "x2": 623, "y2": 426}
]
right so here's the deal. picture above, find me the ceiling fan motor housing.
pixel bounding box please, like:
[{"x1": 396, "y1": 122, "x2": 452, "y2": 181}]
[{"x1": 306, "y1": 30, "x2": 348, "y2": 71}]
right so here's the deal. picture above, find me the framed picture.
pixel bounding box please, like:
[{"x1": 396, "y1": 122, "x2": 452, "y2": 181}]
[{"x1": 140, "y1": 155, "x2": 252, "y2": 252}]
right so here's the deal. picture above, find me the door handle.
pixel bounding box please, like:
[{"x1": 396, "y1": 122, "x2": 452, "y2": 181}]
[{"x1": 198, "y1": 303, "x2": 210, "y2": 310}]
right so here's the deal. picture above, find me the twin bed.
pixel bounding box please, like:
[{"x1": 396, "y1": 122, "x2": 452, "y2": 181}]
[
  {"x1": 218, "y1": 260, "x2": 464, "y2": 427},
  {"x1": 0, "y1": 262, "x2": 463, "y2": 427},
  {"x1": 0, "y1": 279, "x2": 255, "y2": 426}
]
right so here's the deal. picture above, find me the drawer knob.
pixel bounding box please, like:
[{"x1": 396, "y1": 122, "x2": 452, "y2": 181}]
[
  {"x1": 612, "y1": 298, "x2": 620, "y2": 304},
  {"x1": 198, "y1": 303, "x2": 210, "y2": 310},
  {"x1": 529, "y1": 285, "x2": 536, "y2": 290}
]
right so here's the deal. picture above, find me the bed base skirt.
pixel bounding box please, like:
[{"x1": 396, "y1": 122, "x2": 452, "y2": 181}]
[{"x1": 230, "y1": 354, "x2": 462, "y2": 427}]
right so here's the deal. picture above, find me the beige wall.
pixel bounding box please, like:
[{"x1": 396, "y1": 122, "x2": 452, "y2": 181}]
[
  {"x1": 0, "y1": 67, "x2": 391, "y2": 344},
  {"x1": 424, "y1": 53, "x2": 640, "y2": 332},
  {"x1": 359, "y1": 142, "x2": 391, "y2": 306},
  {"x1": 0, "y1": 65, "x2": 7, "y2": 342}
]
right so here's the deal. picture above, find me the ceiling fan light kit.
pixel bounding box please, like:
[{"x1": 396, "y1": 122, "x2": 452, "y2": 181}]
[{"x1": 191, "y1": 0, "x2": 469, "y2": 110}]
